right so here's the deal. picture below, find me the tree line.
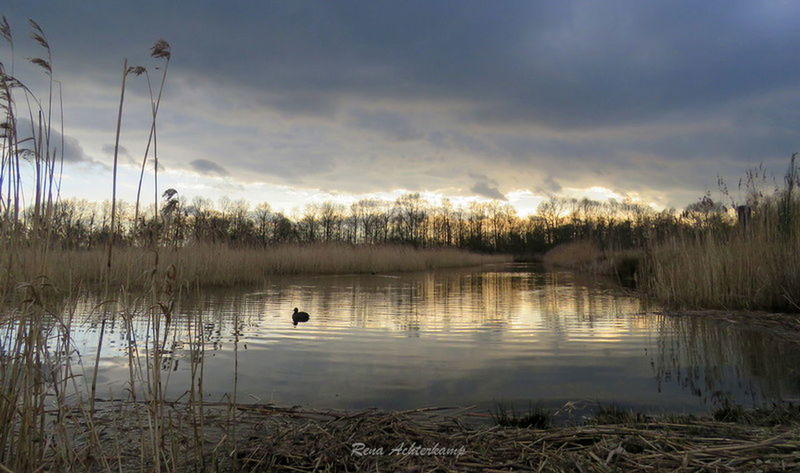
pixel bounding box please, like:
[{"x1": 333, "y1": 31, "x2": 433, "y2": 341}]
[{"x1": 19, "y1": 190, "x2": 734, "y2": 254}]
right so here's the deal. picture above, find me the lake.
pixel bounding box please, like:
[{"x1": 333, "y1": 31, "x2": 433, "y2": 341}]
[{"x1": 73, "y1": 263, "x2": 800, "y2": 414}]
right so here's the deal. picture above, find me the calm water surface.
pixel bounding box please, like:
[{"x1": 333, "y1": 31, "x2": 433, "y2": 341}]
[{"x1": 74, "y1": 263, "x2": 800, "y2": 413}]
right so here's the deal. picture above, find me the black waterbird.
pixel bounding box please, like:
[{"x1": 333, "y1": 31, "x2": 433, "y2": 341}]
[{"x1": 292, "y1": 308, "x2": 310, "y2": 326}]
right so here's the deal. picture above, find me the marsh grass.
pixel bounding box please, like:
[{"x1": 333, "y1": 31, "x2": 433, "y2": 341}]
[
  {"x1": 0, "y1": 270, "x2": 213, "y2": 471},
  {"x1": 3, "y1": 243, "x2": 511, "y2": 289},
  {"x1": 646, "y1": 230, "x2": 800, "y2": 311},
  {"x1": 542, "y1": 240, "x2": 601, "y2": 269},
  {"x1": 0, "y1": 18, "x2": 208, "y2": 471}
]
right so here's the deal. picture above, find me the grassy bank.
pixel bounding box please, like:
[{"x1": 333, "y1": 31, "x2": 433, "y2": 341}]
[{"x1": 1, "y1": 243, "x2": 511, "y2": 289}]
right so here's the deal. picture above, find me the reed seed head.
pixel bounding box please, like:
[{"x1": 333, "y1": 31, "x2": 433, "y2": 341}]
[
  {"x1": 28, "y1": 19, "x2": 49, "y2": 51},
  {"x1": 0, "y1": 16, "x2": 11, "y2": 44},
  {"x1": 150, "y1": 39, "x2": 171, "y2": 59},
  {"x1": 127, "y1": 65, "x2": 146, "y2": 76},
  {"x1": 28, "y1": 57, "x2": 51, "y2": 74}
]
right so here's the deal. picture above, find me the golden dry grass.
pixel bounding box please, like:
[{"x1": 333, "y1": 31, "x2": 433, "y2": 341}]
[
  {"x1": 645, "y1": 185, "x2": 800, "y2": 311},
  {"x1": 646, "y1": 229, "x2": 800, "y2": 311},
  {"x1": 1, "y1": 243, "x2": 511, "y2": 289}
]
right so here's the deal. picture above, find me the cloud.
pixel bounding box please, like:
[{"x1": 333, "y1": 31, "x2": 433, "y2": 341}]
[
  {"x1": 470, "y1": 175, "x2": 506, "y2": 200},
  {"x1": 348, "y1": 109, "x2": 422, "y2": 141},
  {"x1": 101, "y1": 144, "x2": 130, "y2": 157},
  {"x1": 13, "y1": 118, "x2": 95, "y2": 164},
  {"x1": 61, "y1": 135, "x2": 92, "y2": 163},
  {"x1": 267, "y1": 94, "x2": 338, "y2": 118},
  {"x1": 542, "y1": 176, "x2": 562, "y2": 193},
  {"x1": 101, "y1": 143, "x2": 138, "y2": 165},
  {"x1": 189, "y1": 159, "x2": 228, "y2": 176},
  {"x1": 15, "y1": 1, "x2": 798, "y2": 130}
]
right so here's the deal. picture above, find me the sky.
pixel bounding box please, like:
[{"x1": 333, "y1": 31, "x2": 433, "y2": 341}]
[{"x1": 3, "y1": 1, "x2": 799, "y2": 215}]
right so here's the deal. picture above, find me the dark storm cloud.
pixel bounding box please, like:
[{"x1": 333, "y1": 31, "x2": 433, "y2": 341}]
[
  {"x1": 8, "y1": 0, "x2": 798, "y2": 128},
  {"x1": 348, "y1": 109, "x2": 422, "y2": 141},
  {"x1": 3, "y1": 0, "x2": 799, "y2": 206},
  {"x1": 189, "y1": 159, "x2": 228, "y2": 176}
]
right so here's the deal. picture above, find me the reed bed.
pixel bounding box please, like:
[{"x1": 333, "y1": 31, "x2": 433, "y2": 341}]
[
  {"x1": 2, "y1": 244, "x2": 511, "y2": 289},
  {"x1": 645, "y1": 168, "x2": 800, "y2": 312},
  {"x1": 647, "y1": 231, "x2": 800, "y2": 311},
  {"x1": 542, "y1": 156, "x2": 800, "y2": 311},
  {"x1": 0, "y1": 269, "x2": 198, "y2": 471}
]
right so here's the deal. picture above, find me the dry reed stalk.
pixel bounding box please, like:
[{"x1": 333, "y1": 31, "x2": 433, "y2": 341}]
[
  {"x1": 0, "y1": 17, "x2": 191, "y2": 472},
  {"x1": 107, "y1": 59, "x2": 128, "y2": 271},
  {"x1": 134, "y1": 40, "x2": 171, "y2": 226}
]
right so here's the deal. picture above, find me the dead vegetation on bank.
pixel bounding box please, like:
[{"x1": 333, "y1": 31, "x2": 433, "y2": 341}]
[{"x1": 44, "y1": 401, "x2": 800, "y2": 472}]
